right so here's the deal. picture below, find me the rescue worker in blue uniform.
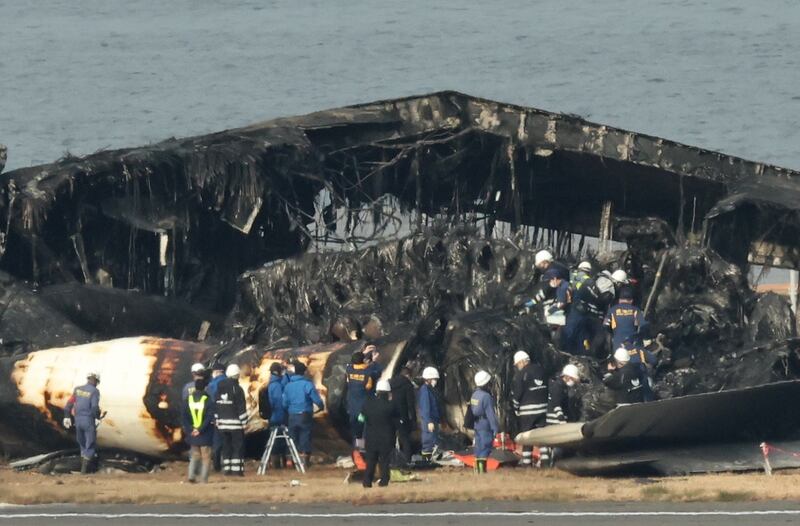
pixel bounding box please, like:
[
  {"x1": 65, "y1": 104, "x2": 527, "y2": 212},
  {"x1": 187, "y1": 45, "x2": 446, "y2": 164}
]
[
  {"x1": 182, "y1": 378, "x2": 214, "y2": 483},
  {"x1": 206, "y1": 363, "x2": 226, "y2": 472},
  {"x1": 265, "y1": 362, "x2": 288, "y2": 468},
  {"x1": 418, "y1": 366, "x2": 441, "y2": 460},
  {"x1": 214, "y1": 364, "x2": 248, "y2": 476},
  {"x1": 603, "y1": 348, "x2": 645, "y2": 407},
  {"x1": 363, "y1": 343, "x2": 384, "y2": 381},
  {"x1": 346, "y1": 351, "x2": 374, "y2": 451},
  {"x1": 525, "y1": 252, "x2": 571, "y2": 310},
  {"x1": 604, "y1": 286, "x2": 656, "y2": 400},
  {"x1": 534, "y1": 250, "x2": 570, "y2": 281},
  {"x1": 604, "y1": 286, "x2": 648, "y2": 352},
  {"x1": 182, "y1": 363, "x2": 207, "y2": 402},
  {"x1": 511, "y1": 351, "x2": 547, "y2": 467},
  {"x1": 63, "y1": 371, "x2": 102, "y2": 474},
  {"x1": 542, "y1": 364, "x2": 581, "y2": 467},
  {"x1": 570, "y1": 261, "x2": 593, "y2": 291},
  {"x1": 546, "y1": 364, "x2": 580, "y2": 426},
  {"x1": 282, "y1": 361, "x2": 324, "y2": 468},
  {"x1": 563, "y1": 270, "x2": 626, "y2": 356},
  {"x1": 470, "y1": 370, "x2": 499, "y2": 474}
]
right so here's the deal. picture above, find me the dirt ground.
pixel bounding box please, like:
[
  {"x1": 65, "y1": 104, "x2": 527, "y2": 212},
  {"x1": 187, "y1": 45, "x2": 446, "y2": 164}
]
[{"x1": 2, "y1": 461, "x2": 800, "y2": 505}]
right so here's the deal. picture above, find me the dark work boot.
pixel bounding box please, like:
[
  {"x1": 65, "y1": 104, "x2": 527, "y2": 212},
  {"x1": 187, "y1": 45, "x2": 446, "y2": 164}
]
[
  {"x1": 80, "y1": 458, "x2": 89, "y2": 475},
  {"x1": 302, "y1": 454, "x2": 311, "y2": 469},
  {"x1": 188, "y1": 455, "x2": 198, "y2": 483}
]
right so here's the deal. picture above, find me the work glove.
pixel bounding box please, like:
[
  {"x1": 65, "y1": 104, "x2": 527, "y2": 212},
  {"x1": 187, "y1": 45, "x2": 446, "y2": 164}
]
[
  {"x1": 62, "y1": 418, "x2": 71, "y2": 429},
  {"x1": 95, "y1": 418, "x2": 102, "y2": 427},
  {"x1": 357, "y1": 413, "x2": 365, "y2": 423},
  {"x1": 427, "y1": 422, "x2": 435, "y2": 433}
]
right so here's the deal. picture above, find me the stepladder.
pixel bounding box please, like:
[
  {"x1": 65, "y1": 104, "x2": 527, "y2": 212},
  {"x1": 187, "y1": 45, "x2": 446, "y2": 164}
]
[{"x1": 257, "y1": 425, "x2": 305, "y2": 474}]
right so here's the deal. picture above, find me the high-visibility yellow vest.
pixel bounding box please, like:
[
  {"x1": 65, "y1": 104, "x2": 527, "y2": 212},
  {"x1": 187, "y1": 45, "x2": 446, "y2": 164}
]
[{"x1": 188, "y1": 394, "x2": 208, "y2": 429}]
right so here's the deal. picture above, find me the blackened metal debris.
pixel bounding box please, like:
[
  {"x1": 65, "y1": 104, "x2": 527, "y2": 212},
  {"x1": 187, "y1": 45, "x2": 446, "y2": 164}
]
[{"x1": 1, "y1": 93, "x2": 800, "y2": 469}]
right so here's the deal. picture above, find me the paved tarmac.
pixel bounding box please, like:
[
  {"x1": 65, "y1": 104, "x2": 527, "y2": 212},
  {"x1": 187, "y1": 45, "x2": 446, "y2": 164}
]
[{"x1": 2, "y1": 501, "x2": 800, "y2": 525}]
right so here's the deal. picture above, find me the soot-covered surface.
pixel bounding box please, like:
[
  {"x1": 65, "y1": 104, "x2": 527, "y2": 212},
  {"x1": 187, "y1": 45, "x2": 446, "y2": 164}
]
[
  {"x1": 1, "y1": 93, "x2": 800, "y2": 462},
  {"x1": 228, "y1": 223, "x2": 799, "y2": 429}
]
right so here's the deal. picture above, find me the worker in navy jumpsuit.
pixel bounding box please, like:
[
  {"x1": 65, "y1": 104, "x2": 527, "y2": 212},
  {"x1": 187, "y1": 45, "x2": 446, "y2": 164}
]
[
  {"x1": 604, "y1": 286, "x2": 648, "y2": 351},
  {"x1": 63, "y1": 371, "x2": 102, "y2": 474},
  {"x1": 345, "y1": 351, "x2": 374, "y2": 451},
  {"x1": 470, "y1": 370, "x2": 499, "y2": 474},
  {"x1": 605, "y1": 286, "x2": 656, "y2": 400},
  {"x1": 418, "y1": 367, "x2": 442, "y2": 460}
]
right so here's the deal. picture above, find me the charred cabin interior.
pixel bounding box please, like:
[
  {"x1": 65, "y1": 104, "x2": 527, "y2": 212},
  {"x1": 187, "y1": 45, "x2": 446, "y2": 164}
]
[
  {"x1": 4, "y1": 92, "x2": 800, "y2": 466},
  {"x1": 0, "y1": 91, "x2": 790, "y2": 319}
]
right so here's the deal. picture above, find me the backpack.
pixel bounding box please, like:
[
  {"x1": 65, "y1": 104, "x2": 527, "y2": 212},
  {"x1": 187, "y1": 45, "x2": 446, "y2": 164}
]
[{"x1": 258, "y1": 386, "x2": 272, "y2": 420}]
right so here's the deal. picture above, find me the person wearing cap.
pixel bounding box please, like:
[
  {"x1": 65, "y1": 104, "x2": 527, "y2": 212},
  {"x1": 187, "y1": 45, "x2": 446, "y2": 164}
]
[
  {"x1": 510, "y1": 351, "x2": 547, "y2": 467},
  {"x1": 604, "y1": 283, "x2": 657, "y2": 400},
  {"x1": 206, "y1": 364, "x2": 226, "y2": 472},
  {"x1": 360, "y1": 379, "x2": 399, "y2": 487},
  {"x1": 362, "y1": 342, "x2": 383, "y2": 383},
  {"x1": 525, "y1": 251, "x2": 570, "y2": 310},
  {"x1": 563, "y1": 270, "x2": 618, "y2": 356},
  {"x1": 534, "y1": 250, "x2": 570, "y2": 281},
  {"x1": 182, "y1": 363, "x2": 207, "y2": 402},
  {"x1": 524, "y1": 268, "x2": 571, "y2": 313},
  {"x1": 571, "y1": 261, "x2": 593, "y2": 291},
  {"x1": 345, "y1": 350, "x2": 375, "y2": 452},
  {"x1": 282, "y1": 361, "x2": 324, "y2": 468},
  {"x1": 418, "y1": 366, "x2": 442, "y2": 461},
  {"x1": 603, "y1": 348, "x2": 645, "y2": 407},
  {"x1": 546, "y1": 364, "x2": 581, "y2": 426},
  {"x1": 263, "y1": 362, "x2": 288, "y2": 468},
  {"x1": 470, "y1": 370, "x2": 499, "y2": 474},
  {"x1": 604, "y1": 285, "x2": 648, "y2": 352},
  {"x1": 183, "y1": 377, "x2": 214, "y2": 483},
  {"x1": 63, "y1": 371, "x2": 102, "y2": 474},
  {"x1": 543, "y1": 364, "x2": 581, "y2": 467},
  {"x1": 390, "y1": 366, "x2": 417, "y2": 463},
  {"x1": 214, "y1": 364, "x2": 248, "y2": 476}
]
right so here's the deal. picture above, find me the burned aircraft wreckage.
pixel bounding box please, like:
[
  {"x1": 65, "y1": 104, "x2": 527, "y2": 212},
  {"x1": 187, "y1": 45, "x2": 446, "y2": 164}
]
[{"x1": 1, "y1": 91, "x2": 800, "y2": 474}]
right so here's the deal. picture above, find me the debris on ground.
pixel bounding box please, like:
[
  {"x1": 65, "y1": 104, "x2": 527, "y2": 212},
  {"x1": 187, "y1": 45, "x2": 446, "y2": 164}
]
[{"x1": 1, "y1": 93, "x2": 800, "y2": 475}]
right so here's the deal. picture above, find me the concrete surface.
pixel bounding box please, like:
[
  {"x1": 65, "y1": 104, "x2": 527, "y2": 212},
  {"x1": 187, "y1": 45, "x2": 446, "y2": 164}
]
[{"x1": 2, "y1": 501, "x2": 800, "y2": 525}]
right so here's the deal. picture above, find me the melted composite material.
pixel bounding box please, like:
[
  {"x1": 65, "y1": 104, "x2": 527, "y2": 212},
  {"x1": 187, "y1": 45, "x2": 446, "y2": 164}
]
[{"x1": 1, "y1": 92, "x2": 800, "y2": 473}]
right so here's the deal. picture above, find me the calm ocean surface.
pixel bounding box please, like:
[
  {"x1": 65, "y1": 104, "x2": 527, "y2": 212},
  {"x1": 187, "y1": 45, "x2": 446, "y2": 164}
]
[{"x1": 2, "y1": 0, "x2": 799, "y2": 173}]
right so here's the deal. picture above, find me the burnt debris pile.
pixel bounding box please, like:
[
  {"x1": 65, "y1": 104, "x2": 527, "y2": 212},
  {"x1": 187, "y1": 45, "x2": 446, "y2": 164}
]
[
  {"x1": 229, "y1": 219, "x2": 798, "y2": 427},
  {"x1": 229, "y1": 225, "x2": 561, "y2": 431},
  {"x1": 629, "y1": 239, "x2": 798, "y2": 402},
  {"x1": 2, "y1": 92, "x2": 800, "y2": 459},
  {"x1": 229, "y1": 225, "x2": 543, "y2": 347}
]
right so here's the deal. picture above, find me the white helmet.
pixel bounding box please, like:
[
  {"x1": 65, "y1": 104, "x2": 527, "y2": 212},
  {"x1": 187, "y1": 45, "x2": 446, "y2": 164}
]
[
  {"x1": 596, "y1": 274, "x2": 615, "y2": 295},
  {"x1": 190, "y1": 363, "x2": 205, "y2": 374},
  {"x1": 513, "y1": 351, "x2": 530, "y2": 365},
  {"x1": 534, "y1": 250, "x2": 553, "y2": 267},
  {"x1": 611, "y1": 269, "x2": 629, "y2": 284},
  {"x1": 87, "y1": 371, "x2": 101, "y2": 382},
  {"x1": 474, "y1": 370, "x2": 492, "y2": 387},
  {"x1": 376, "y1": 379, "x2": 392, "y2": 393},
  {"x1": 225, "y1": 364, "x2": 241, "y2": 378},
  {"x1": 578, "y1": 261, "x2": 592, "y2": 272},
  {"x1": 562, "y1": 364, "x2": 580, "y2": 381},
  {"x1": 422, "y1": 366, "x2": 440, "y2": 380},
  {"x1": 613, "y1": 347, "x2": 630, "y2": 364}
]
